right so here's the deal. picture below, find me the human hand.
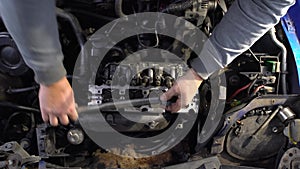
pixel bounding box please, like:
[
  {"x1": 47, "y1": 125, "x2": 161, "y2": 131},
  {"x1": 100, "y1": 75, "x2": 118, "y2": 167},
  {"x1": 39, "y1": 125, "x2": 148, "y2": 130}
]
[
  {"x1": 39, "y1": 76, "x2": 78, "y2": 126},
  {"x1": 160, "y1": 68, "x2": 203, "y2": 112}
]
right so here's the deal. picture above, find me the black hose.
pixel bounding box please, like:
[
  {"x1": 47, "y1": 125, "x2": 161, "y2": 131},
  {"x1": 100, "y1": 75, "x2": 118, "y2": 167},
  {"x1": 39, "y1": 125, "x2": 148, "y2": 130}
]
[
  {"x1": 56, "y1": 8, "x2": 86, "y2": 49},
  {"x1": 161, "y1": 0, "x2": 195, "y2": 13},
  {"x1": 115, "y1": 0, "x2": 126, "y2": 18},
  {"x1": 2, "y1": 112, "x2": 23, "y2": 141},
  {"x1": 269, "y1": 27, "x2": 287, "y2": 94},
  {"x1": 56, "y1": 8, "x2": 88, "y2": 78},
  {"x1": 0, "y1": 102, "x2": 40, "y2": 113},
  {"x1": 66, "y1": 9, "x2": 116, "y2": 21}
]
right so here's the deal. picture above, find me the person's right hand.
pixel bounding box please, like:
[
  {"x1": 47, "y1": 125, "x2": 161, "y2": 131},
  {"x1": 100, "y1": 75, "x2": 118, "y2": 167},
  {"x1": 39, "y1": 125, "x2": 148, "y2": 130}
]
[
  {"x1": 160, "y1": 68, "x2": 203, "y2": 112},
  {"x1": 39, "y1": 76, "x2": 78, "y2": 126}
]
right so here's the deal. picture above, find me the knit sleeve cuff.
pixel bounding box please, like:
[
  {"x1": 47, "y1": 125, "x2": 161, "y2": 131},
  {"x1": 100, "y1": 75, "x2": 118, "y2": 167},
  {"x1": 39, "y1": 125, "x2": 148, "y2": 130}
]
[{"x1": 33, "y1": 61, "x2": 66, "y2": 85}]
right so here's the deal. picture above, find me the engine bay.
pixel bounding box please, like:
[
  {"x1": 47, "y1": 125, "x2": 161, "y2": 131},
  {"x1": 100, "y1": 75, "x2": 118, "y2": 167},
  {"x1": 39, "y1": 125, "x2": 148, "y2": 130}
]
[{"x1": 0, "y1": 0, "x2": 299, "y2": 168}]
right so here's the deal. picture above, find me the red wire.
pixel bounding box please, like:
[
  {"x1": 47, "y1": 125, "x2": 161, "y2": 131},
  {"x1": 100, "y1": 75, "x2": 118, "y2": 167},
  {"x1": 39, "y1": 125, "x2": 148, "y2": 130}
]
[
  {"x1": 252, "y1": 85, "x2": 265, "y2": 96},
  {"x1": 228, "y1": 82, "x2": 252, "y2": 101}
]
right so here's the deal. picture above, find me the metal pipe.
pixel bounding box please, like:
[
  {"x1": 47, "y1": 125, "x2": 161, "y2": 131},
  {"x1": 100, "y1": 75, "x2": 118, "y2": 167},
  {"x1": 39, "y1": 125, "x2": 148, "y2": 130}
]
[{"x1": 269, "y1": 27, "x2": 287, "y2": 94}]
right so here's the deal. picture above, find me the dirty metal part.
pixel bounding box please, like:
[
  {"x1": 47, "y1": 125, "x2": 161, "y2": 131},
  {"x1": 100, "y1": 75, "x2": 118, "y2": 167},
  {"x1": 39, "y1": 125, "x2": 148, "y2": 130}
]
[
  {"x1": 0, "y1": 141, "x2": 40, "y2": 167},
  {"x1": 163, "y1": 156, "x2": 221, "y2": 169},
  {"x1": 36, "y1": 124, "x2": 70, "y2": 158},
  {"x1": 0, "y1": 142, "x2": 30, "y2": 157},
  {"x1": 219, "y1": 95, "x2": 298, "y2": 136},
  {"x1": 226, "y1": 116, "x2": 285, "y2": 161},
  {"x1": 278, "y1": 147, "x2": 300, "y2": 169},
  {"x1": 284, "y1": 119, "x2": 300, "y2": 144},
  {"x1": 211, "y1": 136, "x2": 226, "y2": 155},
  {"x1": 278, "y1": 107, "x2": 296, "y2": 123},
  {"x1": 250, "y1": 106, "x2": 282, "y2": 139},
  {"x1": 67, "y1": 128, "x2": 85, "y2": 145},
  {"x1": 36, "y1": 123, "x2": 50, "y2": 158},
  {"x1": 7, "y1": 154, "x2": 22, "y2": 169},
  {"x1": 212, "y1": 95, "x2": 299, "y2": 154},
  {"x1": 0, "y1": 154, "x2": 21, "y2": 169}
]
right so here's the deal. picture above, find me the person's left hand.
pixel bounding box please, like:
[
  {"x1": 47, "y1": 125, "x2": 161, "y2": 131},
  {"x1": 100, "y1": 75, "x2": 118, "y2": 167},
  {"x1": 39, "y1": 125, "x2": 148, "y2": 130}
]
[{"x1": 160, "y1": 68, "x2": 203, "y2": 112}]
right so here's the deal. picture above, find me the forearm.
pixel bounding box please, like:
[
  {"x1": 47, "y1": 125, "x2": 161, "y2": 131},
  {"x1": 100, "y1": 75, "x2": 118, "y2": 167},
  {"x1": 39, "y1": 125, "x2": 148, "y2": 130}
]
[
  {"x1": 191, "y1": 0, "x2": 295, "y2": 79},
  {"x1": 0, "y1": 0, "x2": 66, "y2": 85}
]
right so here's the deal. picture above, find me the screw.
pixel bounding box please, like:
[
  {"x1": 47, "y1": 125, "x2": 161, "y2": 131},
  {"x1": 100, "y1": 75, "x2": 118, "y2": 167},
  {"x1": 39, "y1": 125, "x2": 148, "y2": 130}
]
[{"x1": 272, "y1": 127, "x2": 278, "y2": 133}]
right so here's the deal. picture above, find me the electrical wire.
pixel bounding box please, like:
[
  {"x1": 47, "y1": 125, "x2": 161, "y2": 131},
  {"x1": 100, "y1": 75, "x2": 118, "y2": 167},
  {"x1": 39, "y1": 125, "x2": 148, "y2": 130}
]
[
  {"x1": 248, "y1": 49, "x2": 259, "y2": 62},
  {"x1": 136, "y1": 15, "x2": 160, "y2": 48},
  {"x1": 246, "y1": 74, "x2": 259, "y2": 95},
  {"x1": 251, "y1": 85, "x2": 265, "y2": 97},
  {"x1": 227, "y1": 82, "x2": 252, "y2": 101}
]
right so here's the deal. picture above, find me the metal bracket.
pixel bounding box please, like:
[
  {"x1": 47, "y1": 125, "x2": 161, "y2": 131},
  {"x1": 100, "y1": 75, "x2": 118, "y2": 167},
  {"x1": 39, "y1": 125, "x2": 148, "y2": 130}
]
[{"x1": 0, "y1": 141, "x2": 40, "y2": 168}]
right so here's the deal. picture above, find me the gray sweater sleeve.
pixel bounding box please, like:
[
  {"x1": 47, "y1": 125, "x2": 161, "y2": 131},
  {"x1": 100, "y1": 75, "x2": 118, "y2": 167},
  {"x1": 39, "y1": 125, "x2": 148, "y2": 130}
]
[
  {"x1": 0, "y1": 0, "x2": 66, "y2": 85},
  {"x1": 190, "y1": 0, "x2": 295, "y2": 79}
]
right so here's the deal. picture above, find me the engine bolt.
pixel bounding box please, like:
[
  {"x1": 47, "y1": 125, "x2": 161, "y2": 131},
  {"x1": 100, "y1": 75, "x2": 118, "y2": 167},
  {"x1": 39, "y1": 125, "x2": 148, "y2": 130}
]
[
  {"x1": 272, "y1": 127, "x2": 278, "y2": 133},
  {"x1": 67, "y1": 128, "x2": 84, "y2": 145},
  {"x1": 148, "y1": 121, "x2": 158, "y2": 129}
]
